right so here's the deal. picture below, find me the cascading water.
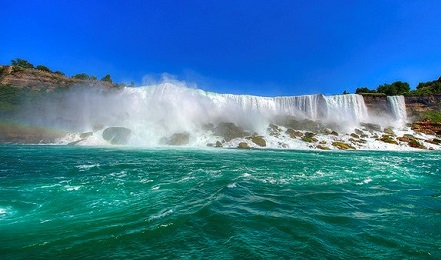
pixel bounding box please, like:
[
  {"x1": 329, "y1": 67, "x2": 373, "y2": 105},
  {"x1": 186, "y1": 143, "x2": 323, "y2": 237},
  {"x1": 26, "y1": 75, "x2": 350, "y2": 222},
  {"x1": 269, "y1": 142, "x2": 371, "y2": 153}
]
[
  {"x1": 387, "y1": 96, "x2": 407, "y2": 125},
  {"x1": 20, "y1": 82, "x2": 413, "y2": 147}
]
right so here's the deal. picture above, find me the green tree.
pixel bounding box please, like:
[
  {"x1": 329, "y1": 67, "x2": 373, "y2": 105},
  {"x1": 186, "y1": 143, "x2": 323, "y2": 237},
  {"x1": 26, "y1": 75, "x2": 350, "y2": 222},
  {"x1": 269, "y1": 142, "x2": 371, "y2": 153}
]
[
  {"x1": 410, "y1": 76, "x2": 441, "y2": 95},
  {"x1": 11, "y1": 58, "x2": 34, "y2": 69},
  {"x1": 54, "y1": 71, "x2": 65, "y2": 76},
  {"x1": 73, "y1": 73, "x2": 89, "y2": 80},
  {"x1": 101, "y1": 74, "x2": 112, "y2": 83},
  {"x1": 355, "y1": 87, "x2": 376, "y2": 94},
  {"x1": 36, "y1": 65, "x2": 51, "y2": 73},
  {"x1": 377, "y1": 81, "x2": 410, "y2": 96}
]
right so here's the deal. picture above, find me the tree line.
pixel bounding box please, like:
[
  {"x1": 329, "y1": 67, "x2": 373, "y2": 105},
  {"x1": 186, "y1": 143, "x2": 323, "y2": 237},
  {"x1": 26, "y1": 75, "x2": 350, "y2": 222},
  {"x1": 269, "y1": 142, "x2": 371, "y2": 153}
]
[
  {"x1": 8, "y1": 58, "x2": 134, "y2": 87},
  {"x1": 353, "y1": 77, "x2": 441, "y2": 96}
]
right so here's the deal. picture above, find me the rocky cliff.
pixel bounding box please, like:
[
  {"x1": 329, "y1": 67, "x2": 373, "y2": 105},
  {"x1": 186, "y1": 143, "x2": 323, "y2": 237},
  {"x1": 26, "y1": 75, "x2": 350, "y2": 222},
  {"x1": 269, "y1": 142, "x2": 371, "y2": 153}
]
[{"x1": 0, "y1": 65, "x2": 118, "y2": 90}]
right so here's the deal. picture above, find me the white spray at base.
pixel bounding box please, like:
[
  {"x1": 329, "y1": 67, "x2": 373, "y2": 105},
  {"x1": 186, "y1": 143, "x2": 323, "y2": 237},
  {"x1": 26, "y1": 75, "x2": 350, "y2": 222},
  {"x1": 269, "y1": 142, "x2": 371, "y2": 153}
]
[{"x1": 36, "y1": 81, "x2": 416, "y2": 148}]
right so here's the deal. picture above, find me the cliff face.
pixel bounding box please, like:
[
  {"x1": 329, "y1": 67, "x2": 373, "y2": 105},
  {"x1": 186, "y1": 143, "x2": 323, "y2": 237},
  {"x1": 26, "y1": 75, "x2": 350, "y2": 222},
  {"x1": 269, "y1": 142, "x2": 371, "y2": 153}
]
[
  {"x1": 0, "y1": 66, "x2": 117, "y2": 90},
  {"x1": 362, "y1": 93, "x2": 441, "y2": 121},
  {"x1": 405, "y1": 95, "x2": 441, "y2": 117},
  {"x1": 361, "y1": 94, "x2": 388, "y2": 118}
]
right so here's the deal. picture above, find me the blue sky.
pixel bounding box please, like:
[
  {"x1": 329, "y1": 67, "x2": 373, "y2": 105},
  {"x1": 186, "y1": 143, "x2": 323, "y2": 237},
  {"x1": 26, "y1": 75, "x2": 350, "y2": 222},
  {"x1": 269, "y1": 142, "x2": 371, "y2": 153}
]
[{"x1": 1, "y1": 0, "x2": 441, "y2": 96}]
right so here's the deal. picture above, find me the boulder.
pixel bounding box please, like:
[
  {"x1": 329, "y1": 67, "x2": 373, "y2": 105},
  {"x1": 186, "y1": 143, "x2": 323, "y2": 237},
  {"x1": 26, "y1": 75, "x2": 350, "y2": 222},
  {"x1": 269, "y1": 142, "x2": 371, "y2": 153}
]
[
  {"x1": 409, "y1": 138, "x2": 425, "y2": 149},
  {"x1": 379, "y1": 134, "x2": 398, "y2": 145},
  {"x1": 160, "y1": 132, "x2": 190, "y2": 146},
  {"x1": 354, "y1": 129, "x2": 364, "y2": 135},
  {"x1": 350, "y1": 133, "x2": 360, "y2": 139},
  {"x1": 316, "y1": 145, "x2": 331, "y2": 150},
  {"x1": 383, "y1": 128, "x2": 395, "y2": 136},
  {"x1": 202, "y1": 123, "x2": 215, "y2": 132},
  {"x1": 214, "y1": 122, "x2": 248, "y2": 141},
  {"x1": 332, "y1": 141, "x2": 356, "y2": 150},
  {"x1": 102, "y1": 127, "x2": 132, "y2": 145},
  {"x1": 215, "y1": 141, "x2": 223, "y2": 147},
  {"x1": 247, "y1": 135, "x2": 266, "y2": 147},
  {"x1": 237, "y1": 142, "x2": 250, "y2": 149},
  {"x1": 361, "y1": 123, "x2": 382, "y2": 132},
  {"x1": 80, "y1": 132, "x2": 93, "y2": 139},
  {"x1": 268, "y1": 124, "x2": 281, "y2": 136},
  {"x1": 285, "y1": 128, "x2": 303, "y2": 138}
]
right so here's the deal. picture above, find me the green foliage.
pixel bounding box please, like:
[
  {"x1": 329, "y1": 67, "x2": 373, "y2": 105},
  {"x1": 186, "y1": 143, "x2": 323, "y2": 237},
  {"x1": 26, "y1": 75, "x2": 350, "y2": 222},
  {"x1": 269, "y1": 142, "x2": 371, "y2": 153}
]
[
  {"x1": 101, "y1": 74, "x2": 112, "y2": 83},
  {"x1": 422, "y1": 111, "x2": 441, "y2": 123},
  {"x1": 409, "y1": 76, "x2": 441, "y2": 96},
  {"x1": 355, "y1": 87, "x2": 376, "y2": 94},
  {"x1": 377, "y1": 81, "x2": 410, "y2": 96},
  {"x1": 73, "y1": 73, "x2": 88, "y2": 80},
  {"x1": 73, "y1": 73, "x2": 96, "y2": 80},
  {"x1": 129, "y1": 82, "x2": 135, "y2": 87},
  {"x1": 342, "y1": 90, "x2": 349, "y2": 94},
  {"x1": 11, "y1": 58, "x2": 34, "y2": 69},
  {"x1": 12, "y1": 65, "x2": 24, "y2": 73},
  {"x1": 36, "y1": 65, "x2": 52, "y2": 73},
  {"x1": 54, "y1": 71, "x2": 65, "y2": 76}
]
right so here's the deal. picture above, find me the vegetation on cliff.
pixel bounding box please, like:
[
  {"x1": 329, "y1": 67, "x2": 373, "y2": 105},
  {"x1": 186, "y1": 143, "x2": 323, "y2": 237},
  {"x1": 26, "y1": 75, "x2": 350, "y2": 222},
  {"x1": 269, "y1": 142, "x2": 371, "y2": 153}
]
[
  {"x1": 1, "y1": 58, "x2": 132, "y2": 91},
  {"x1": 355, "y1": 77, "x2": 441, "y2": 96}
]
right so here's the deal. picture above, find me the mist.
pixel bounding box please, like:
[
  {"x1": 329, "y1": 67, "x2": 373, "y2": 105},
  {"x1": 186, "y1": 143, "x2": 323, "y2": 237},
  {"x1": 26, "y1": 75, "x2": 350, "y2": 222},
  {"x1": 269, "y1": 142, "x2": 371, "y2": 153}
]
[{"x1": 14, "y1": 79, "x2": 407, "y2": 145}]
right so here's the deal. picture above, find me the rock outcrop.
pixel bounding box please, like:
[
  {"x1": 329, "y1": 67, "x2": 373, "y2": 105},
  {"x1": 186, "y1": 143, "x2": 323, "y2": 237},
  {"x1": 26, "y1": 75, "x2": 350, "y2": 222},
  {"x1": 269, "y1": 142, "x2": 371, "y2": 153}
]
[
  {"x1": 214, "y1": 122, "x2": 248, "y2": 141},
  {"x1": 102, "y1": 127, "x2": 132, "y2": 145}
]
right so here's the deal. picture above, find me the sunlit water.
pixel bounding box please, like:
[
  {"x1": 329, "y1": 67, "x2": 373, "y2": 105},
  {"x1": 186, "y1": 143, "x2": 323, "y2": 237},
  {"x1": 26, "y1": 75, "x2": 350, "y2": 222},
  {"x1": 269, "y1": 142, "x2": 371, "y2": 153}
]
[{"x1": 1, "y1": 145, "x2": 440, "y2": 258}]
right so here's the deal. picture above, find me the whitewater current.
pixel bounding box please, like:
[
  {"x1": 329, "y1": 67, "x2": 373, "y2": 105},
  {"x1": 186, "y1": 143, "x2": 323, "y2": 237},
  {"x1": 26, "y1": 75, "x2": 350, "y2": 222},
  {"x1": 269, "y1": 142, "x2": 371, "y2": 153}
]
[{"x1": 0, "y1": 145, "x2": 440, "y2": 258}]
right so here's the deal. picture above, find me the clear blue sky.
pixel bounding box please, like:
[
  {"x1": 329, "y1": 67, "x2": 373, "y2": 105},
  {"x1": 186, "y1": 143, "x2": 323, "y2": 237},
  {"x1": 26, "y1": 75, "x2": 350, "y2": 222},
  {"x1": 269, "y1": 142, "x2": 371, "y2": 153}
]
[{"x1": 1, "y1": 0, "x2": 441, "y2": 96}]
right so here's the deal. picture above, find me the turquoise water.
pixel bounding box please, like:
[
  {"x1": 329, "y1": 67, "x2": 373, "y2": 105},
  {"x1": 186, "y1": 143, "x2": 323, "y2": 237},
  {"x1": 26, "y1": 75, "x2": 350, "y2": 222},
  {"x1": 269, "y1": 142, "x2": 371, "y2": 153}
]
[{"x1": 0, "y1": 145, "x2": 440, "y2": 259}]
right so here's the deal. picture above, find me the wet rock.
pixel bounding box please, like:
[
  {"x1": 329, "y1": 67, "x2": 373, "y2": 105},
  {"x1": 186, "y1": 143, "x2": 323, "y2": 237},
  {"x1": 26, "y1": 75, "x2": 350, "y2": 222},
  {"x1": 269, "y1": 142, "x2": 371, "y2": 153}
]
[
  {"x1": 102, "y1": 127, "x2": 132, "y2": 145},
  {"x1": 432, "y1": 138, "x2": 441, "y2": 145},
  {"x1": 322, "y1": 128, "x2": 333, "y2": 134},
  {"x1": 214, "y1": 122, "x2": 248, "y2": 141},
  {"x1": 302, "y1": 136, "x2": 318, "y2": 143},
  {"x1": 397, "y1": 136, "x2": 410, "y2": 142},
  {"x1": 237, "y1": 142, "x2": 250, "y2": 149},
  {"x1": 331, "y1": 131, "x2": 339, "y2": 136},
  {"x1": 354, "y1": 129, "x2": 364, "y2": 135},
  {"x1": 249, "y1": 136, "x2": 266, "y2": 147},
  {"x1": 275, "y1": 116, "x2": 319, "y2": 131},
  {"x1": 350, "y1": 133, "x2": 360, "y2": 139},
  {"x1": 361, "y1": 123, "x2": 382, "y2": 132},
  {"x1": 304, "y1": 132, "x2": 316, "y2": 138},
  {"x1": 409, "y1": 138, "x2": 425, "y2": 149},
  {"x1": 332, "y1": 141, "x2": 356, "y2": 150},
  {"x1": 316, "y1": 145, "x2": 331, "y2": 150},
  {"x1": 350, "y1": 138, "x2": 367, "y2": 144},
  {"x1": 285, "y1": 129, "x2": 303, "y2": 138},
  {"x1": 268, "y1": 124, "x2": 281, "y2": 137},
  {"x1": 215, "y1": 141, "x2": 223, "y2": 147},
  {"x1": 167, "y1": 132, "x2": 190, "y2": 145},
  {"x1": 319, "y1": 140, "x2": 327, "y2": 144},
  {"x1": 379, "y1": 135, "x2": 398, "y2": 145},
  {"x1": 67, "y1": 139, "x2": 83, "y2": 146},
  {"x1": 384, "y1": 128, "x2": 395, "y2": 136},
  {"x1": 80, "y1": 132, "x2": 93, "y2": 139},
  {"x1": 202, "y1": 123, "x2": 215, "y2": 132}
]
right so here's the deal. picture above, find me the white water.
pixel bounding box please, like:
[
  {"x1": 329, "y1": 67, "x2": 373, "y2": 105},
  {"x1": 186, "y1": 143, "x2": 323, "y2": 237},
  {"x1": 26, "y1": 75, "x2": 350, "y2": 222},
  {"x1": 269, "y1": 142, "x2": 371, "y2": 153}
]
[
  {"x1": 21, "y1": 81, "x2": 421, "y2": 149},
  {"x1": 387, "y1": 96, "x2": 407, "y2": 125}
]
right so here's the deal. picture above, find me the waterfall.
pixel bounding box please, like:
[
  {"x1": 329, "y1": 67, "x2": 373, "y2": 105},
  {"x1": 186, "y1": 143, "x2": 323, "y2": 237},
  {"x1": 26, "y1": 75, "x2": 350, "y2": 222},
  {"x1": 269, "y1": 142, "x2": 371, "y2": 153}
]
[
  {"x1": 121, "y1": 83, "x2": 369, "y2": 128},
  {"x1": 387, "y1": 96, "x2": 407, "y2": 125}
]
